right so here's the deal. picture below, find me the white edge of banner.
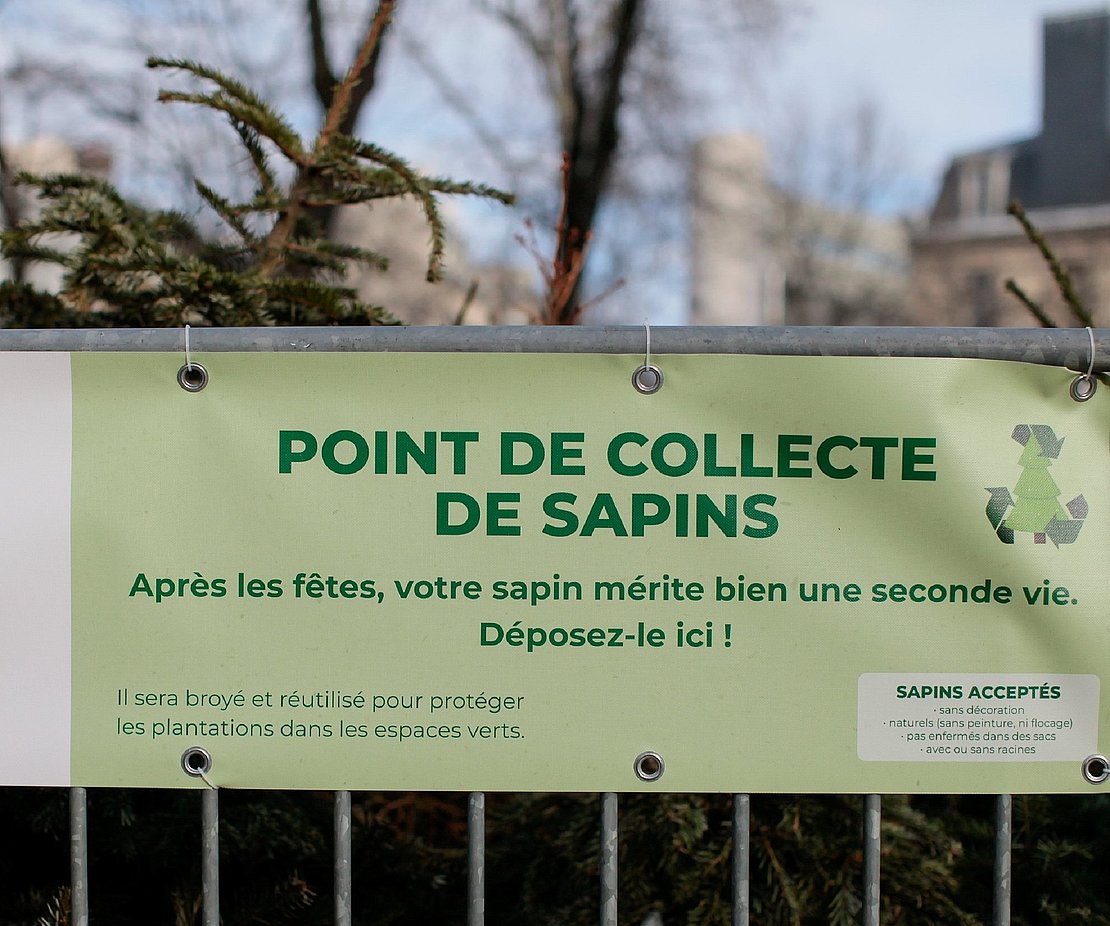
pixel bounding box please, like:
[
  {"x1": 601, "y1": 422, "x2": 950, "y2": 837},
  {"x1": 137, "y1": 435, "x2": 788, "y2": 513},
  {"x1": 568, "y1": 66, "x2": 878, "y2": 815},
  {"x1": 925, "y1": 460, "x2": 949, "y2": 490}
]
[{"x1": 0, "y1": 352, "x2": 72, "y2": 786}]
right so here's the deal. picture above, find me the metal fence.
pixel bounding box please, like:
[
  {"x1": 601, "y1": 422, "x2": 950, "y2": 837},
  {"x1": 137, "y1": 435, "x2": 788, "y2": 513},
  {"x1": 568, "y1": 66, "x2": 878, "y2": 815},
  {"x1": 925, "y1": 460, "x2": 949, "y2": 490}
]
[
  {"x1": 57, "y1": 788, "x2": 962, "y2": 926},
  {"x1": 4, "y1": 325, "x2": 1106, "y2": 926},
  {"x1": 0, "y1": 324, "x2": 1103, "y2": 364},
  {"x1": 49, "y1": 761, "x2": 1041, "y2": 925}
]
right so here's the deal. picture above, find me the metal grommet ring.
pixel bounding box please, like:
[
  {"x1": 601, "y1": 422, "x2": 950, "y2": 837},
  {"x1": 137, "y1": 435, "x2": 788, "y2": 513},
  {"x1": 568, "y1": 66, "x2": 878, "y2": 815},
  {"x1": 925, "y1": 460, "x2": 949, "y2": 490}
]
[
  {"x1": 633, "y1": 321, "x2": 663, "y2": 394},
  {"x1": 177, "y1": 362, "x2": 209, "y2": 393},
  {"x1": 1069, "y1": 374, "x2": 1096, "y2": 402},
  {"x1": 633, "y1": 750, "x2": 665, "y2": 782},
  {"x1": 181, "y1": 745, "x2": 213, "y2": 777},
  {"x1": 632, "y1": 364, "x2": 664, "y2": 395},
  {"x1": 1070, "y1": 326, "x2": 1097, "y2": 402},
  {"x1": 1082, "y1": 754, "x2": 1109, "y2": 784}
]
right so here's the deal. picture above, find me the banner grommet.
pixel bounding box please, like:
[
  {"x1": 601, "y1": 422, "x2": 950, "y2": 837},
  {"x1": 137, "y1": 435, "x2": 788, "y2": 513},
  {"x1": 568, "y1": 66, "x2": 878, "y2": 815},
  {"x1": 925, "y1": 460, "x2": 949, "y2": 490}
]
[
  {"x1": 181, "y1": 745, "x2": 212, "y2": 778},
  {"x1": 632, "y1": 321, "x2": 663, "y2": 394},
  {"x1": 1069, "y1": 327, "x2": 1097, "y2": 402},
  {"x1": 178, "y1": 324, "x2": 209, "y2": 392},
  {"x1": 1082, "y1": 754, "x2": 1108, "y2": 784},
  {"x1": 633, "y1": 751, "x2": 665, "y2": 782}
]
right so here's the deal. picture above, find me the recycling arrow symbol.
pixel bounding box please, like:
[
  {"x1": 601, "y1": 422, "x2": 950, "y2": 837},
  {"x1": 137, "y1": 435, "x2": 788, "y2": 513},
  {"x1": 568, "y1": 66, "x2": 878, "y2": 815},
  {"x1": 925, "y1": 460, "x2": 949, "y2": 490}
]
[
  {"x1": 985, "y1": 486, "x2": 1015, "y2": 544},
  {"x1": 986, "y1": 424, "x2": 1086, "y2": 546}
]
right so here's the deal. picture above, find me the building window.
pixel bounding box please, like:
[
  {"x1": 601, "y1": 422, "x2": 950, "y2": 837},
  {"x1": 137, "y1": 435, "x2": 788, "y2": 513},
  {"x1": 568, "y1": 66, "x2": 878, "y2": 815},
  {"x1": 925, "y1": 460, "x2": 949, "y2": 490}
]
[{"x1": 976, "y1": 164, "x2": 992, "y2": 215}]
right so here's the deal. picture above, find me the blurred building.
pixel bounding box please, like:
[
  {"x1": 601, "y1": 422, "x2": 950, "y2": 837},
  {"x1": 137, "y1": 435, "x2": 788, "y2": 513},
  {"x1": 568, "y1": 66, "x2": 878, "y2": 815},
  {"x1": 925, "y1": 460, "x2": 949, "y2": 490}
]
[
  {"x1": 690, "y1": 133, "x2": 910, "y2": 326},
  {"x1": 333, "y1": 198, "x2": 532, "y2": 326},
  {"x1": 910, "y1": 8, "x2": 1110, "y2": 327}
]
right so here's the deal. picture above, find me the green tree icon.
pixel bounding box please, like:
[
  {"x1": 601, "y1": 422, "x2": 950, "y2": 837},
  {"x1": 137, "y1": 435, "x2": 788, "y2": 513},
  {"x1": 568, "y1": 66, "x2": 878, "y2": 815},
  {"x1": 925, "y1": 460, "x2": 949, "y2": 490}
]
[
  {"x1": 986, "y1": 424, "x2": 1086, "y2": 545},
  {"x1": 1002, "y1": 429, "x2": 1067, "y2": 536}
]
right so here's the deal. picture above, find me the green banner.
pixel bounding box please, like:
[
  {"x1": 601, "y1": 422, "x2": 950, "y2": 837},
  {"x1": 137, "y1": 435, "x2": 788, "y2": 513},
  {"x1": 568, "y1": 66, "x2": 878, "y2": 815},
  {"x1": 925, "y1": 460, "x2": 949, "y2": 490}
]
[{"x1": 1, "y1": 351, "x2": 1107, "y2": 792}]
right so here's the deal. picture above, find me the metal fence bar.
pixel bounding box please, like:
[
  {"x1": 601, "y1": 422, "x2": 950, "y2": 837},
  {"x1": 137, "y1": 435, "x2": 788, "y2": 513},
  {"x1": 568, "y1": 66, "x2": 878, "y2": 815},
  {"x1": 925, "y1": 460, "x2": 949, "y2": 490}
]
[
  {"x1": 70, "y1": 787, "x2": 89, "y2": 926},
  {"x1": 994, "y1": 795, "x2": 1012, "y2": 926},
  {"x1": 335, "y1": 790, "x2": 352, "y2": 926},
  {"x1": 600, "y1": 792, "x2": 618, "y2": 926},
  {"x1": 0, "y1": 326, "x2": 1104, "y2": 370},
  {"x1": 732, "y1": 794, "x2": 750, "y2": 926},
  {"x1": 202, "y1": 788, "x2": 219, "y2": 926},
  {"x1": 468, "y1": 792, "x2": 485, "y2": 926},
  {"x1": 863, "y1": 794, "x2": 881, "y2": 926}
]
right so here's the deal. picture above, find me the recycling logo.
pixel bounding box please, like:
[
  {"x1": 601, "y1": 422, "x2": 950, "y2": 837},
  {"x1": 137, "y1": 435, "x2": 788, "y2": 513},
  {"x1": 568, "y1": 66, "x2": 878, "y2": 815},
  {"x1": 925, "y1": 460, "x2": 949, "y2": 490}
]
[{"x1": 985, "y1": 425, "x2": 1087, "y2": 546}]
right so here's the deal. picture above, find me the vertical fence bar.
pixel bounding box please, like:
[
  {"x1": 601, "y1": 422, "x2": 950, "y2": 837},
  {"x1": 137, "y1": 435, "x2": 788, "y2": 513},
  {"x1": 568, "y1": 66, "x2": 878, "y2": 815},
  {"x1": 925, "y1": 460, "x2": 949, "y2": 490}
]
[
  {"x1": 468, "y1": 792, "x2": 485, "y2": 926},
  {"x1": 70, "y1": 787, "x2": 89, "y2": 926},
  {"x1": 600, "y1": 792, "x2": 618, "y2": 926},
  {"x1": 201, "y1": 788, "x2": 219, "y2": 926},
  {"x1": 863, "y1": 794, "x2": 881, "y2": 926},
  {"x1": 732, "y1": 794, "x2": 750, "y2": 926},
  {"x1": 994, "y1": 794, "x2": 1012, "y2": 926},
  {"x1": 335, "y1": 791, "x2": 352, "y2": 926}
]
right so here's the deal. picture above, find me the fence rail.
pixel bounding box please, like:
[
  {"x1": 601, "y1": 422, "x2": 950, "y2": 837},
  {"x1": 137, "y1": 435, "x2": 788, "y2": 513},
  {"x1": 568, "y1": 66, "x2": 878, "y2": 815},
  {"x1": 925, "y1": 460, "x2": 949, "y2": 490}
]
[
  {"x1": 0, "y1": 325, "x2": 1104, "y2": 371},
  {"x1": 7, "y1": 325, "x2": 1104, "y2": 926}
]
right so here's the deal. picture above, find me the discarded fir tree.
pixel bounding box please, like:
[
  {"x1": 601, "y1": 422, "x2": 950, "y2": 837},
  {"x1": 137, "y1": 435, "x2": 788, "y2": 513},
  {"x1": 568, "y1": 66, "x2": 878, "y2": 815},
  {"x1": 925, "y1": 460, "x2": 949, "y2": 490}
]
[{"x1": 0, "y1": 2, "x2": 511, "y2": 328}]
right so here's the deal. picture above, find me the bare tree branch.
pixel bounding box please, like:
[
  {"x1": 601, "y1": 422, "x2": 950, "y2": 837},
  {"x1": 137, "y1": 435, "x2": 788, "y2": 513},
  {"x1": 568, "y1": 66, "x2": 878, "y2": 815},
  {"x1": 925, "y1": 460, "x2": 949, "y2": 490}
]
[
  {"x1": 549, "y1": 0, "x2": 582, "y2": 145},
  {"x1": 319, "y1": 0, "x2": 395, "y2": 140},
  {"x1": 476, "y1": 0, "x2": 551, "y2": 76},
  {"x1": 307, "y1": 0, "x2": 337, "y2": 111},
  {"x1": 398, "y1": 32, "x2": 523, "y2": 181},
  {"x1": 555, "y1": 0, "x2": 643, "y2": 321},
  {"x1": 260, "y1": 0, "x2": 397, "y2": 278}
]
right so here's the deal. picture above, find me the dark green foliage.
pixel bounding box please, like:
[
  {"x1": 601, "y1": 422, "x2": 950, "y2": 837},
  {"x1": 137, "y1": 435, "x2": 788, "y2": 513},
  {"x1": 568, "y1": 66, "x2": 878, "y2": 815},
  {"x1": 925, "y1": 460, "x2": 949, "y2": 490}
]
[
  {"x1": 1019, "y1": 797, "x2": 1101, "y2": 925},
  {"x1": 1, "y1": 788, "x2": 472, "y2": 926},
  {"x1": 943, "y1": 794, "x2": 1110, "y2": 926},
  {"x1": 5, "y1": 787, "x2": 1110, "y2": 924},
  {"x1": 483, "y1": 793, "x2": 981, "y2": 926},
  {"x1": 1005, "y1": 199, "x2": 1096, "y2": 328}
]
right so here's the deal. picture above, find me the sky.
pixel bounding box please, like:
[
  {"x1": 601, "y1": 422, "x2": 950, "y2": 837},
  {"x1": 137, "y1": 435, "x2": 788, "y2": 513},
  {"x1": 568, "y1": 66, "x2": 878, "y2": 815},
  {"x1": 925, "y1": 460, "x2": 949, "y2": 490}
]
[
  {"x1": 400, "y1": 0, "x2": 1110, "y2": 320},
  {"x1": 755, "y1": 0, "x2": 1107, "y2": 212},
  {"x1": 0, "y1": 0, "x2": 1099, "y2": 214}
]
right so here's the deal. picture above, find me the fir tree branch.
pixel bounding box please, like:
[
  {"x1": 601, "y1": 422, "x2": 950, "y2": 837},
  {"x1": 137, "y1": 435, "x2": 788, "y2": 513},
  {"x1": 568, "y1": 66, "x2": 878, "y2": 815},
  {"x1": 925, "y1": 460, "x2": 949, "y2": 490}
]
[
  {"x1": 453, "y1": 279, "x2": 480, "y2": 325},
  {"x1": 256, "y1": 1, "x2": 396, "y2": 280},
  {"x1": 317, "y1": 1, "x2": 396, "y2": 148},
  {"x1": 243, "y1": 192, "x2": 289, "y2": 214},
  {"x1": 147, "y1": 209, "x2": 205, "y2": 242},
  {"x1": 760, "y1": 829, "x2": 804, "y2": 926},
  {"x1": 3, "y1": 7, "x2": 510, "y2": 330},
  {"x1": 147, "y1": 57, "x2": 291, "y2": 134},
  {"x1": 256, "y1": 172, "x2": 316, "y2": 279},
  {"x1": 1007, "y1": 199, "x2": 1095, "y2": 327},
  {"x1": 352, "y1": 140, "x2": 448, "y2": 280},
  {"x1": 310, "y1": 239, "x2": 390, "y2": 270},
  {"x1": 154, "y1": 89, "x2": 307, "y2": 167},
  {"x1": 0, "y1": 103, "x2": 27, "y2": 283},
  {"x1": 194, "y1": 179, "x2": 258, "y2": 245},
  {"x1": 1004, "y1": 278, "x2": 1056, "y2": 328},
  {"x1": 421, "y1": 175, "x2": 515, "y2": 203},
  {"x1": 233, "y1": 122, "x2": 280, "y2": 200},
  {"x1": 0, "y1": 238, "x2": 77, "y2": 267},
  {"x1": 14, "y1": 170, "x2": 122, "y2": 200}
]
